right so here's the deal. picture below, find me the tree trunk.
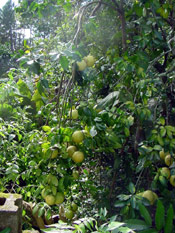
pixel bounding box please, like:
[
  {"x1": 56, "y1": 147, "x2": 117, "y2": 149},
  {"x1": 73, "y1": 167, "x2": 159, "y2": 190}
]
[
  {"x1": 119, "y1": 0, "x2": 127, "y2": 50},
  {"x1": 10, "y1": 28, "x2": 14, "y2": 52}
]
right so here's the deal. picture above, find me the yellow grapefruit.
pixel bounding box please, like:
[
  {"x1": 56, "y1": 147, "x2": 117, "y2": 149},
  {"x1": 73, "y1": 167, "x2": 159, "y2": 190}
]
[
  {"x1": 72, "y1": 130, "x2": 84, "y2": 144},
  {"x1": 67, "y1": 145, "x2": 77, "y2": 157},
  {"x1": 45, "y1": 195, "x2": 55, "y2": 206},
  {"x1": 72, "y1": 151, "x2": 84, "y2": 163},
  {"x1": 77, "y1": 60, "x2": 86, "y2": 71}
]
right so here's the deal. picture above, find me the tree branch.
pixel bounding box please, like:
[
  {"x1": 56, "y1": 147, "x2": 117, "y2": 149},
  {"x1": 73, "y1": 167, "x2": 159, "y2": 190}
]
[
  {"x1": 73, "y1": 1, "x2": 115, "y2": 45},
  {"x1": 111, "y1": 0, "x2": 122, "y2": 14},
  {"x1": 111, "y1": 0, "x2": 127, "y2": 50},
  {"x1": 109, "y1": 137, "x2": 129, "y2": 200},
  {"x1": 73, "y1": 0, "x2": 127, "y2": 50},
  {"x1": 90, "y1": 1, "x2": 102, "y2": 17}
]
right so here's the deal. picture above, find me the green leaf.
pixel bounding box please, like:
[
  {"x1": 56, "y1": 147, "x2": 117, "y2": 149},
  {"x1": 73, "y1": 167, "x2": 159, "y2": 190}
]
[
  {"x1": 120, "y1": 92, "x2": 133, "y2": 103},
  {"x1": 130, "y1": 196, "x2": 136, "y2": 209},
  {"x1": 58, "y1": 177, "x2": 65, "y2": 192},
  {"x1": 155, "y1": 200, "x2": 165, "y2": 230},
  {"x1": 83, "y1": 169, "x2": 89, "y2": 175},
  {"x1": 28, "y1": 61, "x2": 41, "y2": 75},
  {"x1": 96, "y1": 91, "x2": 119, "y2": 109},
  {"x1": 125, "y1": 219, "x2": 150, "y2": 231},
  {"x1": 45, "y1": 209, "x2": 52, "y2": 221},
  {"x1": 117, "y1": 194, "x2": 131, "y2": 201},
  {"x1": 8, "y1": 134, "x2": 16, "y2": 141},
  {"x1": 24, "y1": 39, "x2": 27, "y2": 47},
  {"x1": 0, "y1": 228, "x2": 11, "y2": 233},
  {"x1": 164, "y1": 204, "x2": 174, "y2": 233},
  {"x1": 31, "y1": 89, "x2": 45, "y2": 110},
  {"x1": 78, "y1": 222, "x2": 86, "y2": 233},
  {"x1": 63, "y1": 2, "x2": 72, "y2": 12},
  {"x1": 134, "y1": 5, "x2": 143, "y2": 16},
  {"x1": 42, "y1": 228, "x2": 72, "y2": 233},
  {"x1": 59, "y1": 55, "x2": 69, "y2": 70},
  {"x1": 31, "y1": 89, "x2": 42, "y2": 102},
  {"x1": 51, "y1": 176, "x2": 58, "y2": 186},
  {"x1": 143, "y1": 8, "x2": 146, "y2": 17},
  {"x1": 90, "y1": 126, "x2": 97, "y2": 137},
  {"x1": 113, "y1": 142, "x2": 122, "y2": 149},
  {"x1": 159, "y1": 175, "x2": 167, "y2": 187},
  {"x1": 139, "y1": 229, "x2": 158, "y2": 233},
  {"x1": 114, "y1": 200, "x2": 126, "y2": 208},
  {"x1": 124, "y1": 127, "x2": 130, "y2": 137},
  {"x1": 37, "y1": 80, "x2": 45, "y2": 95},
  {"x1": 127, "y1": 116, "x2": 134, "y2": 126},
  {"x1": 167, "y1": 129, "x2": 172, "y2": 139},
  {"x1": 41, "y1": 142, "x2": 50, "y2": 151},
  {"x1": 138, "y1": 203, "x2": 152, "y2": 226},
  {"x1": 17, "y1": 79, "x2": 31, "y2": 99},
  {"x1": 160, "y1": 127, "x2": 166, "y2": 137},
  {"x1": 117, "y1": 226, "x2": 134, "y2": 233},
  {"x1": 157, "y1": 134, "x2": 164, "y2": 146},
  {"x1": 128, "y1": 182, "x2": 135, "y2": 194},
  {"x1": 82, "y1": 220, "x2": 93, "y2": 231},
  {"x1": 114, "y1": 158, "x2": 120, "y2": 169},
  {"x1": 99, "y1": 207, "x2": 108, "y2": 217},
  {"x1": 106, "y1": 222, "x2": 125, "y2": 231},
  {"x1": 120, "y1": 206, "x2": 129, "y2": 215},
  {"x1": 165, "y1": 125, "x2": 175, "y2": 132},
  {"x1": 42, "y1": 125, "x2": 51, "y2": 133},
  {"x1": 38, "y1": 206, "x2": 45, "y2": 218},
  {"x1": 158, "y1": 117, "x2": 165, "y2": 125},
  {"x1": 153, "y1": 145, "x2": 162, "y2": 151},
  {"x1": 41, "y1": 79, "x2": 49, "y2": 88},
  {"x1": 107, "y1": 132, "x2": 122, "y2": 149}
]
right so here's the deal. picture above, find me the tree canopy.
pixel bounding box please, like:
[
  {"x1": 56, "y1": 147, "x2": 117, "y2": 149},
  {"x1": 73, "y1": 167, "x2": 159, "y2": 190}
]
[{"x1": 0, "y1": 0, "x2": 175, "y2": 232}]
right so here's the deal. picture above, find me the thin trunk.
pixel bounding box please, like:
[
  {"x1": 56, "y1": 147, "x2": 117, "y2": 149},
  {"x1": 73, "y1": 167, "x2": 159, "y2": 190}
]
[
  {"x1": 119, "y1": 0, "x2": 127, "y2": 50},
  {"x1": 10, "y1": 28, "x2": 13, "y2": 52},
  {"x1": 111, "y1": 0, "x2": 127, "y2": 51}
]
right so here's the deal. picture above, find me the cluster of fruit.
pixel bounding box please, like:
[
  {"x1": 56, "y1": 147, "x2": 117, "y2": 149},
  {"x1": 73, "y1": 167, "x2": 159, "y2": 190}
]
[
  {"x1": 41, "y1": 174, "x2": 64, "y2": 206},
  {"x1": 40, "y1": 107, "x2": 88, "y2": 222},
  {"x1": 67, "y1": 109, "x2": 86, "y2": 163},
  {"x1": 159, "y1": 150, "x2": 175, "y2": 187},
  {"x1": 67, "y1": 130, "x2": 85, "y2": 163},
  {"x1": 77, "y1": 54, "x2": 95, "y2": 71},
  {"x1": 59, "y1": 202, "x2": 78, "y2": 221},
  {"x1": 41, "y1": 109, "x2": 86, "y2": 219},
  {"x1": 41, "y1": 171, "x2": 79, "y2": 220}
]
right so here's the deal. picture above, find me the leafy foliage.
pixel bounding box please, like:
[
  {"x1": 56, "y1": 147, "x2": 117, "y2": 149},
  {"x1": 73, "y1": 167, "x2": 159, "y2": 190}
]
[
  {"x1": 0, "y1": 0, "x2": 175, "y2": 232},
  {"x1": 0, "y1": 228, "x2": 11, "y2": 233}
]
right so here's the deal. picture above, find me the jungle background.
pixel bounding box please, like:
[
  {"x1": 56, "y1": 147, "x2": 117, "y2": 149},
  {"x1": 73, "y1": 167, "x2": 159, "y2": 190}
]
[{"x1": 0, "y1": 0, "x2": 175, "y2": 232}]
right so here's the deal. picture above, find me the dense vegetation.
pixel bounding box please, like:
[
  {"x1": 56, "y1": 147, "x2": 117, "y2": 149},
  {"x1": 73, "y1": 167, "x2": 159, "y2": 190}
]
[{"x1": 0, "y1": 0, "x2": 175, "y2": 232}]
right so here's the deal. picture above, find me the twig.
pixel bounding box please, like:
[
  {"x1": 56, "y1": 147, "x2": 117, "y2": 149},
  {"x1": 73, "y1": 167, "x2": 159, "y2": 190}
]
[
  {"x1": 109, "y1": 137, "x2": 129, "y2": 200},
  {"x1": 56, "y1": 72, "x2": 65, "y2": 112},
  {"x1": 58, "y1": 77, "x2": 73, "y2": 128},
  {"x1": 146, "y1": 49, "x2": 171, "y2": 73},
  {"x1": 135, "y1": 168, "x2": 144, "y2": 190},
  {"x1": 111, "y1": 0, "x2": 122, "y2": 14},
  {"x1": 73, "y1": 1, "x2": 115, "y2": 45},
  {"x1": 153, "y1": 95, "x2": 161, "y2": 123},
  {"x1": 90, "y1": 0, "x2": 102, "y2": 17}
]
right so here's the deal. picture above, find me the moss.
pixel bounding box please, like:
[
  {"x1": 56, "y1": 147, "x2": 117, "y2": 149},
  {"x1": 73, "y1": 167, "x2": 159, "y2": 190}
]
[
  {"x1": 0, "y1": 203, "x2": 18, "y2": 211},
  {"x1": 23, "y1": 231, "x2": 39, "y2": 233},
  {"x1": 0, "y1": 193, "x2": 10, "y2": 198},
  {"x1": 0, "y1": 192, "x2": 22, "y2": 199}
]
